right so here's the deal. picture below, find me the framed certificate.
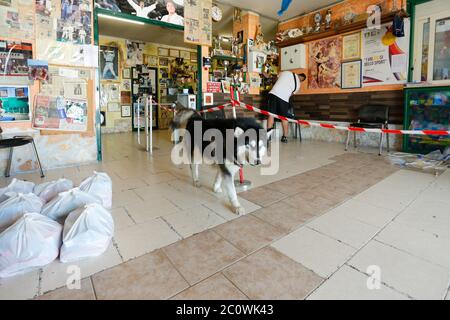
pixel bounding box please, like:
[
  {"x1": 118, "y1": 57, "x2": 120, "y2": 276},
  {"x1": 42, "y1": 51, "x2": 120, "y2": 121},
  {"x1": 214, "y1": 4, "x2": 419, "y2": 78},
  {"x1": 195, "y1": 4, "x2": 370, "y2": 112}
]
[
  {"x1": 169, "y1": 49, "x2": 180, "y2": 58},
  {"x1": 158, "y1": 47, "x2": 169, "y2": 56},
  {"x1": 342, "y1": 33, "x2": 361, "y2": 61},
  {"x1": 341, "y1": 60, "x2": 362, "y2": 89}
]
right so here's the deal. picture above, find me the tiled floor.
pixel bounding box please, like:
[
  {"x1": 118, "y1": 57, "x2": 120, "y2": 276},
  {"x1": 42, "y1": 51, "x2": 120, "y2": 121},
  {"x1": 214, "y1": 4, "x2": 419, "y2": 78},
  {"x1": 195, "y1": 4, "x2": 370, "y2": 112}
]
[{"x1": 0, "y1": 131, "x2": 449, "y2": 300}]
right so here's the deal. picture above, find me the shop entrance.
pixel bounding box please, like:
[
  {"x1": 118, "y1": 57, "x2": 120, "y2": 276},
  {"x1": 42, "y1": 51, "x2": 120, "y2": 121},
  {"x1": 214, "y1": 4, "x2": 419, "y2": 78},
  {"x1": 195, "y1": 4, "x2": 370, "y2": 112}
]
[{"x1": 94, "y1": 8, "x2": 200, "y2": 160}]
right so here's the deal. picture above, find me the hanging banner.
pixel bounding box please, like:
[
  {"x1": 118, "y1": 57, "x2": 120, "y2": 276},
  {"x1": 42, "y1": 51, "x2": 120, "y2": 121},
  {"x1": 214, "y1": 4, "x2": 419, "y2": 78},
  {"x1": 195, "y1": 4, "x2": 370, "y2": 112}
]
[
  {"x1": 184, "y1": 0, "x2": 212, "y2": 46},
  {"x1": 362, "y1": 19, "x2": 410, "y2": 86}
]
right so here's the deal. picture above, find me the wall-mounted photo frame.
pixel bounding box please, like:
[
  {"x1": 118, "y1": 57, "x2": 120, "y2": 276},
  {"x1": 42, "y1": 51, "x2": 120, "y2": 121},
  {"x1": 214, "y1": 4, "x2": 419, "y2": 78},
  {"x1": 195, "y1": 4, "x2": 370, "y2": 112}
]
[
  {"x1": 108, "y1": 102, "x2": 120, "y2": 112},
  {"x1": 100, "y1": 46, "x2": 119, "y2": 81},
  {"x1": 342, "y1": 32, "x2": 361, "y2": 61},
  {"x1": 159, "y1": 57, "x2": 169, "y2": 67},
  {"x1": 341, "y1": 60, "x2": 362, "y2": 89},
  {"x1": 146, "y1": 55, "x2": 158, "y2": 66},
  {"x1": 169, "y1": 49, "x2": 180, "y2": 58},
  {"x1": 180, "y1": 50, "x2": 190, "y2": 60},
  {"x1": 158, "y1": 47, "x2": 169, "y2": 56},
  {"x1": 121, "y1": 105, "x2": 131, "y2": 118},
  {"x1": 122, "y1": 68, "x2": 131, "y2": 79},
  {"x1": 203, "y1": 93, "x2": 214, "y2": 106},
  {"x1": 190, "y1": 51, "x2": 197, "y2": 62}
]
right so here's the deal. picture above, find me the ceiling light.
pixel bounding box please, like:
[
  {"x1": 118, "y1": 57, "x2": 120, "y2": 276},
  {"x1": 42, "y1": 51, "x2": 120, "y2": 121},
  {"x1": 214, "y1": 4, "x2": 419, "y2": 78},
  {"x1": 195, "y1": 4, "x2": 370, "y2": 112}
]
[{"x1": 98, "y1": 13, "x2": 145, "y2": 25}]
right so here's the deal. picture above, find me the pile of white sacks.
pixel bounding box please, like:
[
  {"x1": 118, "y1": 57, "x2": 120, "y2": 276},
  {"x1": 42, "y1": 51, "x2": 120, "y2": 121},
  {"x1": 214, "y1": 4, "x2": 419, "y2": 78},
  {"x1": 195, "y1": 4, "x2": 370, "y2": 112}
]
[{"x1": 0, "y1": 172, "x2": 114, "y2": 278}]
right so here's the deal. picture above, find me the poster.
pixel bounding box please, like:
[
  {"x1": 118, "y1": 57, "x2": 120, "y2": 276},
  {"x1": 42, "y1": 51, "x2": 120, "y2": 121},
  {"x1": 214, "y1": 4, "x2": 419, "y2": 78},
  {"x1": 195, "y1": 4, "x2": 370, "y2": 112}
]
[
  {"x1": 100, "y1": 45, "x2": 119, "y2": 80},
  {"x1": 27, "y1": 59, "x2": 49, "y2": 81},
  {"x1": 0, "y1": 85, "x2": 30, "y2": 121},
  {"x1": 0, "y1": 39, "x2": 33, "y2": 84},
  {"x1": 184, "y1": 0, "x2": 212, "y2": 46},
  {"x1": 0, "y1": 0, "x2": 34, "y2": 40},
  {"x1": 33, "y1": 95, "x2": 88, "y2": 131},
  {"x1": 362, "y1": 19, "x2": 410, "y2": 86},
  {"x1": 94, "y1": 0, "x2": 184, "y2": 26},
  {"x1": 308, "y1": 36, "x2": 342, "y2": 89},
  {"x1": 126, "y1": 40, "x2": 144, "y2": 66},
  {"x1": 64, "y1": 80, "x2": 87, "y2": 100},
  {"x1": 56, "y1": 0, "x2": 92, "y2": 45}
]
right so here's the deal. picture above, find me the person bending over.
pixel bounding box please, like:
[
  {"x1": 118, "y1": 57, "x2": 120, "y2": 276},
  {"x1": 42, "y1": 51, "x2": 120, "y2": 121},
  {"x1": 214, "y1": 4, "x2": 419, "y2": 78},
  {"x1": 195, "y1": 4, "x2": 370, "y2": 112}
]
[{"x1": 267, "y1": 71, "x2": 306, "y2": 143}]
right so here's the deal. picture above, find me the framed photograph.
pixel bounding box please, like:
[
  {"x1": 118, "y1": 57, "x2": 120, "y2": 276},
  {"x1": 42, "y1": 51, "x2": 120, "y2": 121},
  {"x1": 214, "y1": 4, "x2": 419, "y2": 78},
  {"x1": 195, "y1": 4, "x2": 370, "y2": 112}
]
[
  {"x1": 122, "y1": 68, "x2": 131, "y2": 79},
  {"x1": 121, "y1": 105, "x2": 131, "y2": 118},
  {"x1": 221, "y1": 80, "x2": 231, "y2": 93},
  {"x1": 159, "y1": 57, "x2": 169, "y2": 67},
  {"x1": 179, "y1": 50, "x2": 190, "y2": 60},
  {"x1": 146, "y1": 55, "x2": 158, "y2": 66},
  {"x1": 100, "y1": 46, "x2": 119, "y2": 81},
  {"x1": 158, "y1": 47, "x2": 169, "y2": 56},
  {"x1": 190, "y1": 51, "x2": 197, "y2": 62},
  {"x1": 342, "y1": 33, "x2": 361, "y2": 61},
  {"x1": 203, "y1": 93, "x2": 214, "y2": 106},
  {"x1": 108, "y1": 102, "x2": 120, "y2": 112},
  {"x1": 341, "y1": 60, "x2": 362, "y2": 89},
  {"x1": 169, "y1": 49, "x2": 180, "y2": 58}
]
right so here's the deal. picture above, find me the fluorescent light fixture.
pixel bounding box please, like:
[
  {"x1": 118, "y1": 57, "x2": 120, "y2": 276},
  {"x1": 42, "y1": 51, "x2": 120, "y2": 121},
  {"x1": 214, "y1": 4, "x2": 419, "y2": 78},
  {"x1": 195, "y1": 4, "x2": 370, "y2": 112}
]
[{"x1": 98, "y1": 13, "x2": 145, "y2": 25}]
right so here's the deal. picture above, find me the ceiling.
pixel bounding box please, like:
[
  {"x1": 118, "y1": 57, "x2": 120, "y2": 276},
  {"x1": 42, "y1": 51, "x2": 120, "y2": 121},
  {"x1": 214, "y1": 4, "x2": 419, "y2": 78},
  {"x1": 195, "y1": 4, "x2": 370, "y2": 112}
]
[{"x1": 216, "y1": 0, "x2": 343, "y2": 21}]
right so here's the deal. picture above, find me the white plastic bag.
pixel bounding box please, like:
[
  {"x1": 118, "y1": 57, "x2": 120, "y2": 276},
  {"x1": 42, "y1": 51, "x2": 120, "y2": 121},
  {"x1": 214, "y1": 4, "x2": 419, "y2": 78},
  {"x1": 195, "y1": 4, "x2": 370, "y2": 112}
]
[
  {"x1": 79, "y1": 172, "x2": 112, "y2": 209},
  {"x1": 0, "y1": 179, "x2": 35, "y2": 203},
  {"x1": 60, "y1": 203, "x2": 114, "y2": 263},
  {"x1": 0, "y1": 213, "x2": 62, "y2": 278},
  {"x1": 41, "y1": 188, "x2": 102, "y2": 222},
  {"x1": 34, "y1": 178, "x2": 74, "y2": 204},
  {"x1": 0, "y1": 193, "x2": 44, "y2": 232}
]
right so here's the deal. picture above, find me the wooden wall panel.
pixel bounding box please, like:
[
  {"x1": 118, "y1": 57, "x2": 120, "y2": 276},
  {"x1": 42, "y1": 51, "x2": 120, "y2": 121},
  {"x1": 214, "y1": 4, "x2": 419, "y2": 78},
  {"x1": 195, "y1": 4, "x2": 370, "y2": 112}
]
[{"x1": 292, "y1": 90, "x2": 404, "y2": 124}]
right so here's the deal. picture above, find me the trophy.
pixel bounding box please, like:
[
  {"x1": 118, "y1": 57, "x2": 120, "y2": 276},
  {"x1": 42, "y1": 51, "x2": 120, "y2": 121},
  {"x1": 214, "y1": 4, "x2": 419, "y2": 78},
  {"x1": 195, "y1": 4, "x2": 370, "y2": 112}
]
[{"x1": 314, "y1": 12, "x2": 322, "y2": 32}]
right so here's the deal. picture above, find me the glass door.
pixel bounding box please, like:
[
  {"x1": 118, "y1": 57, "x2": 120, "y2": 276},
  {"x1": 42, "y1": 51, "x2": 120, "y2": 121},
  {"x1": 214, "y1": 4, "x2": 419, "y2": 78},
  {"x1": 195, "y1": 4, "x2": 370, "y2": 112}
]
[{"x1": 413, "y1": 10, "x2": 450, "y2": 84}]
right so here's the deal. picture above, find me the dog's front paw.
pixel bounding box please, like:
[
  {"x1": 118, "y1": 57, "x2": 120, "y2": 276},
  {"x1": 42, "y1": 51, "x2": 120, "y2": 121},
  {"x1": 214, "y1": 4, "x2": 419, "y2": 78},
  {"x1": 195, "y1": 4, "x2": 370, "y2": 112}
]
[
  {"x1": 193, "y1": 181, "x2": 202, "y2": 188},
  {"x1": 213, "y1": 186, "x2": 223, "y2": 194},
  {"x1": 233, "y1": 206, "x2": 246, "y2": 215}
]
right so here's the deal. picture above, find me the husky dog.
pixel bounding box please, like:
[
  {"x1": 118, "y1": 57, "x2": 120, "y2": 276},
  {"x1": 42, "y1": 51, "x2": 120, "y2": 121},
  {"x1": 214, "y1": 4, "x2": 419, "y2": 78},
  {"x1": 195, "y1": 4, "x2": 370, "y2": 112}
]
[{"x1": 171, "y1": 107, "x2": 272, "y2": 215}]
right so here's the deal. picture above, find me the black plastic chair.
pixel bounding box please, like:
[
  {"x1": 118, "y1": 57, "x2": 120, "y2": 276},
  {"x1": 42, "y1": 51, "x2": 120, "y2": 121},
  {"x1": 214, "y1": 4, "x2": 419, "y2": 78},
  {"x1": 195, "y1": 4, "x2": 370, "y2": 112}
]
[
  {"x1": 345, "y1": 105, "x2": 390, "y2": 155},
  {"x1": 0, "y1": 136, "x2": 45, "y2": 178}
]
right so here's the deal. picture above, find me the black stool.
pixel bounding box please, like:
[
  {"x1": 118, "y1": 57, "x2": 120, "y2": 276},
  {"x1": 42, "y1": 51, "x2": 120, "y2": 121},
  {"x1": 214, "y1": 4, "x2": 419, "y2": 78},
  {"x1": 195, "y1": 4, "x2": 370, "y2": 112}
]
[{"x1": 0, "y1": 136, "x2": 45, "y2": 178}]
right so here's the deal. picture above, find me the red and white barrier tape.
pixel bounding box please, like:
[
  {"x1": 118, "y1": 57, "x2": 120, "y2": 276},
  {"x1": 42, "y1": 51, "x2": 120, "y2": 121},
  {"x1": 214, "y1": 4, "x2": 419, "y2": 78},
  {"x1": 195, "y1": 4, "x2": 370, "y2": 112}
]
[{"x1": 230, "y1": 99, "x2": 450, "y2": 136}]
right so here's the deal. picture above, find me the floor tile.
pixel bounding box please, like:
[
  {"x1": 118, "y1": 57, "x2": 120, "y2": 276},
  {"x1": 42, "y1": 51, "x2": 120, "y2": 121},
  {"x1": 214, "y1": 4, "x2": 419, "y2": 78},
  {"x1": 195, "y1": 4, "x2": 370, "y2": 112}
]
[
  {"x1": 394, "y1": 198, "x2": 450, "y2": 240},
  {"x1": 124, "y1": 196, "x2": 180, "y2": 224},
  {"x1": 351, "y1": 187, "x2": 417, "y2": 213},
  {"x1": 40, "y1": 244, "x2": 122, "y2": 294},
  {"x1": 111, "y1": 189, "x2": 143, "y2": 209},
  {"x1": 329, "y1": 199, "x2": 398, "y2": 228},
  {"x1": 92, "y1": 250, "x2": 189, "y2": 300},
  {"x1": 283, "y1": 192, "x2": 340, "y2": 215},
  {"x1": 36, "y1": 278, "x2": 96, "y2": 300},
  {"x1": 214, "y1": 215, "x2": 285, "y2": 254},
  {"x1": 163, "y1": 230, "x2": 245, "y2": 285},
  {"x1": 252, "y1": 200, "x2": 315, "y2": 232},
  {"x1": 376, "y1": 221, "x2": 450, "y2": 269},
  {"x1": 114, "y1": 218, "x2": 181, "y2": 261},
  {"x1": 171, "y1": 273, "x2": 248, "y2": 300},
  {"x1": 348, "y1": 241, "x2": 450, "y2": 300},
  {"x1": 307, "y1": 266, "x2": 409, "y2": 300},
  {"x1": 0, "y1": 270, "x2": 40, "y2": 300},
  {"x1": 111, "y1": 207, "x2": 136, "y2": 231},
  {"x1": 163, "y1": 205, "x2": 226, "y2": 238},
  {"x1": 307, "y1": 210, "x2": 380, "y2": 249},
  {"x1": 272, "y1": 227, "x2": 356, "y2": 278},
  {"x1": 223, "y1": 247, "x2": 324, "y2": 300},
  {"x1": 239, "y1": 186, "x2": 288, "y2": 207}
]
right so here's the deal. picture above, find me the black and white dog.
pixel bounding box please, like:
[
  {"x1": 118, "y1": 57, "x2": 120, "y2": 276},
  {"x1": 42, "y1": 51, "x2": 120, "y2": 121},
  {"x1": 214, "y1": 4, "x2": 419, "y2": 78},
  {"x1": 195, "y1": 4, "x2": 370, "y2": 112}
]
[{"x1": 171, "y1": 107, "x2": 272, "y2": 215}]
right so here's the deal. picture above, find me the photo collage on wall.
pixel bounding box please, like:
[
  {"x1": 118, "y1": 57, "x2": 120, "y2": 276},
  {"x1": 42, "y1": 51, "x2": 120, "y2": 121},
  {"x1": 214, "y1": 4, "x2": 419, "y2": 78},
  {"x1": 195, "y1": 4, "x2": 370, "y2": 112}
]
[
  {"x1": 0, "y1": 0, "x2": 34, "y2": 40},
  {"x1": 94, "y1": 0, "x2": 184, "y2": 26},
  {"x1": 56, "y1": 0, "x2": 92, "y2": 45}
]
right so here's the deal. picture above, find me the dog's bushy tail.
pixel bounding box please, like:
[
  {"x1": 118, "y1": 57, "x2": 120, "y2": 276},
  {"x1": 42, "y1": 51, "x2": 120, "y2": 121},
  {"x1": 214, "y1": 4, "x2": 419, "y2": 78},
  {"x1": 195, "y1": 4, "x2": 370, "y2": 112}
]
[{"x1": 170, "y1": 103, "x2": 199, "y2": 130}]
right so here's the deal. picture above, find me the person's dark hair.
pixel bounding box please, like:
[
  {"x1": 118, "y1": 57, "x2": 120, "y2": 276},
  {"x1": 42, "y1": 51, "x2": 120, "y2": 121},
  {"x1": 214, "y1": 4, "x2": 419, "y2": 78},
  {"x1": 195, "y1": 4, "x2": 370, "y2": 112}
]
[{"x1": 298, "y1": 73, "x2": 307, "y2": 81}]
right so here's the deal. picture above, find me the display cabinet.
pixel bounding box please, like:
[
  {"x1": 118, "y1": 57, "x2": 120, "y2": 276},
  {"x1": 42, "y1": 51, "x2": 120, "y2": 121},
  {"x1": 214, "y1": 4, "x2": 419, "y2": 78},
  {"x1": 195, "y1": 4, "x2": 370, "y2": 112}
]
[{"x1": 403, "y1": 86, "x2": 450, "y2": 153}]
